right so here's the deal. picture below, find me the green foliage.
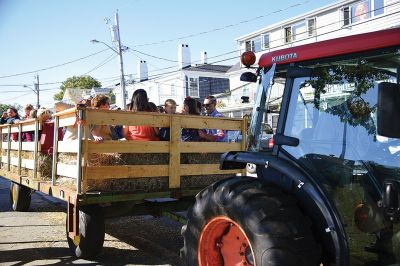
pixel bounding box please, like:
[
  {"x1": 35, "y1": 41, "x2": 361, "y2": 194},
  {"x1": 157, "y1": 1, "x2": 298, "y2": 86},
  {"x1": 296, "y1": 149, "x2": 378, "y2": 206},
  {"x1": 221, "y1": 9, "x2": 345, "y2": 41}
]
[
  {"x1": 0, "y1": 103, "x2": 22, "y2": 113},
  {"x1": 0, "y1": 104, "x2": 9, "y2": 113},
  {"x1": 53, "y1": 75, "x2": 102, "y2": 101},
  {"x1": 301, "y1": 61, "x2": 389, "y2": 135},
  {"x1": 108, "y1": 90, "x2": 116, "y2": 104}
]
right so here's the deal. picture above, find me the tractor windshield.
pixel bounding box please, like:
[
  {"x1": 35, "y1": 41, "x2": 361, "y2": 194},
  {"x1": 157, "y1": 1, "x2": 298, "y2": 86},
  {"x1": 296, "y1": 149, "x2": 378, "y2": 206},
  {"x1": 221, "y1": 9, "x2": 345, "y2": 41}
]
[{"x1": 282, "y1": 47, "x2": 400, "y2": 265}]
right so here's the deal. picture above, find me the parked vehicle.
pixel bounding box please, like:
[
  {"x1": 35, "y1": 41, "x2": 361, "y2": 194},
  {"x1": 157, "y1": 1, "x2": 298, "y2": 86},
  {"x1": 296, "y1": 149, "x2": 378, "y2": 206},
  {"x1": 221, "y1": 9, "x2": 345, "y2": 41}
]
[{"x1": 182, "y1": 28, "x2": 400, "y2": 265}]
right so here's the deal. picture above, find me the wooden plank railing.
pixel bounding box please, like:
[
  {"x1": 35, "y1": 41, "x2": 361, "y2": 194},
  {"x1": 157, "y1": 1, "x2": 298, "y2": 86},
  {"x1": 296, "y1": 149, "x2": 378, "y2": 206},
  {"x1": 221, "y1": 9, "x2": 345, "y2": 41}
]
[{"x1": 0, "y1": 107, "x2": 247, "y2": 194}]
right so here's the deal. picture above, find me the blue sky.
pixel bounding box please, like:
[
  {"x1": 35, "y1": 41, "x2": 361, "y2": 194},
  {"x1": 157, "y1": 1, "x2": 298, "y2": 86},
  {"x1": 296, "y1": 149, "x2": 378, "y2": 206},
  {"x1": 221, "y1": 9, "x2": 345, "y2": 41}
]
[{"x1": 0, "y1": 0, "x2": 335, "y2": 107}]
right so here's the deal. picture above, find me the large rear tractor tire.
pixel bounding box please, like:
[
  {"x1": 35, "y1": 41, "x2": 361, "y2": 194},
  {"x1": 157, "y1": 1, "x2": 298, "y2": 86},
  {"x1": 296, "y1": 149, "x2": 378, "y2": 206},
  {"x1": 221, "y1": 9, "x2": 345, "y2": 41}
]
[
  {"x1": 9, "y1": 182, "x2": 31, "y2": 211},
  {"x1": 67, "y1": 205, "x2": 105, "y2": 259},
  {"x1": 182, "y1": 176, "x2": 321, "y2": 266}
]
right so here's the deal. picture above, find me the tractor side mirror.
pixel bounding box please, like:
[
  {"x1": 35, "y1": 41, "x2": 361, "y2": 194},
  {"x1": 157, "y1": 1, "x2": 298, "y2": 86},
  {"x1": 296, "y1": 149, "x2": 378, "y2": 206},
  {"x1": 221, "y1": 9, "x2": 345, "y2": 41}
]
[
  {"x1": 383, "y1": 179, "x2": 400, "y2": 223},
  {"x1": 240, "y1": 72, "x2": 257, "y2": 83},
  {"x1": 377, "y1": 82, "x2": 400, "y2": 138}
]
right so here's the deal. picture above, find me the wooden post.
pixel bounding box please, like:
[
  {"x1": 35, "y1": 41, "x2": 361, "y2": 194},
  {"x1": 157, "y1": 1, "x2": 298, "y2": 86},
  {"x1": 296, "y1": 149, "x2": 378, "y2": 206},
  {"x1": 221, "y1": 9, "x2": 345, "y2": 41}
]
[
  {"x1": 51, "y1": 116, "x2": 59, "y2": 186},
  {"x1": 33, "y1": 120, "x2": 39, "y2": 179},
  {"x1": 241, "y1": 116, "x2": 248, "y2": 151},
  {"x1": 169, "y1": 116, "x2": 181, "y2": 189},
  {"x1": 0, "y1": 127, "x2": 2, "y2": 169},
  {"x1": 82, "y1": 123, "x2": 89, "y2": 193},
  {"x1": 7, "y1": 126, "x2": 11, "y2": 171},
  {"x1": 241, "y1": 116, "x2": 248, "y2": 176},
  {"x1": 18, "y1": 124, "x2": 22, "y2": 175}
]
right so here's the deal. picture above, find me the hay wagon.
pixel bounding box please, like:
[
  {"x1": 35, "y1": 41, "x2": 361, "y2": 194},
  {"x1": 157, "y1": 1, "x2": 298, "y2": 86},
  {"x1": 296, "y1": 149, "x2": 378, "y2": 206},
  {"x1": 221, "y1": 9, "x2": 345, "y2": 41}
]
[{"x1": 0, "y1": 106, "x2": 247, "y2": 258}]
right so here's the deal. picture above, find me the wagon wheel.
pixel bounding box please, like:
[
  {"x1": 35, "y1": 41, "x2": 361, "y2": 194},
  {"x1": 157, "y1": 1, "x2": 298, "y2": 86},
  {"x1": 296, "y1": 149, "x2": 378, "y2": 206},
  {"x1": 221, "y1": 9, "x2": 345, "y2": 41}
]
[
  {"x1": 66, "y1": 205, "x2": 105, "y2": 259},
  {"x1": 9, "y1": 182, "x2": 31, "y2": 211}
]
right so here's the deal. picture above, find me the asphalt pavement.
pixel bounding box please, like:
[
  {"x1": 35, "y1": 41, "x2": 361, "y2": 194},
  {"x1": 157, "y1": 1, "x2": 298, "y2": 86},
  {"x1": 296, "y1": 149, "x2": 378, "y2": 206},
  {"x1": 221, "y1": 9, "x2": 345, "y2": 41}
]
[{"x1": 0, "y1": 177, "x2": 184, "y2": 266}]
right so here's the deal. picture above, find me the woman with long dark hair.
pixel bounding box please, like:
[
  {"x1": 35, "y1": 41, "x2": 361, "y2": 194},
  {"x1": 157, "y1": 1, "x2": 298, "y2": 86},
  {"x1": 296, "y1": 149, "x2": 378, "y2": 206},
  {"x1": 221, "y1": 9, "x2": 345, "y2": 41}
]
[
  {"x1": 181, "y1": 97, "x2": 200, "y2": 142},
  {"x1": 124, "y1": 89, "x2": 159, "y2": 141}
]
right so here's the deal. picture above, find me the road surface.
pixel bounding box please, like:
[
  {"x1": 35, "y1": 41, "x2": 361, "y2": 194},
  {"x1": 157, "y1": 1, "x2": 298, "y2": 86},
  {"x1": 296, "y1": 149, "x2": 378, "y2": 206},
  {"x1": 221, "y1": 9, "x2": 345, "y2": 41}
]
[{"x1": 0, "y1": 177, "x2": 184, "y2": 265}]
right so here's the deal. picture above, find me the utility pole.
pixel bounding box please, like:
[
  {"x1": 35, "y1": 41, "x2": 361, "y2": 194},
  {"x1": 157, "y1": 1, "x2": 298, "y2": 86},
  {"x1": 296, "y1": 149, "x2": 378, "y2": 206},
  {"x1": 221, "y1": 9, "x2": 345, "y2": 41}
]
[
  {"x1": 34, "y1": 74, "x2": 40, "y2": 109},
  {"x1": 114, "y1": 10, "x2": 126, "y2": 108}
]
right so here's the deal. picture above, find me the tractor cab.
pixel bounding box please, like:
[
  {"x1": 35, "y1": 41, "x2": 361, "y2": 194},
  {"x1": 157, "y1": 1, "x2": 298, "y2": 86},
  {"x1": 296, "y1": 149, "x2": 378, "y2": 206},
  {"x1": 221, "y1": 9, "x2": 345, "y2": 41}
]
[{"x1": 241, "y1": 28, "x2": 400, "y2": 265}]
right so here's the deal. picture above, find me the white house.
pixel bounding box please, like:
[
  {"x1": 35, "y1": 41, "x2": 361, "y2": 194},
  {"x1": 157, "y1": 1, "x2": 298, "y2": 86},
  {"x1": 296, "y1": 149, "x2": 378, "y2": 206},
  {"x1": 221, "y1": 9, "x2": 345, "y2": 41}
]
[
  {"x1": 218, "y1": 0, "x2": 400, "y2": 119},
  {"x1": 114, "y1": 45, "x2": 232, "y2": 108}
]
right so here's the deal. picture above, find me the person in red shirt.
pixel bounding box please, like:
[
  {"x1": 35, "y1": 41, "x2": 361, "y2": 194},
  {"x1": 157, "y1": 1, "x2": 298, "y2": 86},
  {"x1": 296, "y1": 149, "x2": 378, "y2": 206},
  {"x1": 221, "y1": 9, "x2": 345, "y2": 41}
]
[{"x1": 123, "y1": 89, "x2": 159, "y2": 141}]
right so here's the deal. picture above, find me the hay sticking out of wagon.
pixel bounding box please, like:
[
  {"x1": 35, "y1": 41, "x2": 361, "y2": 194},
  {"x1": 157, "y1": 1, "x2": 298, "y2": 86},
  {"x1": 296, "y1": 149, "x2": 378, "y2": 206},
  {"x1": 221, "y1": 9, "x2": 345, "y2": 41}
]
[
  {"x1": 86, "y1": 176, "x2": 169, "y2": 193},
  {"x1": 5, "y1": 150, "x2": 52, "y2": 181},
  {"x1": 2, "y1": 147, "x2": 237, "y2": 194}
]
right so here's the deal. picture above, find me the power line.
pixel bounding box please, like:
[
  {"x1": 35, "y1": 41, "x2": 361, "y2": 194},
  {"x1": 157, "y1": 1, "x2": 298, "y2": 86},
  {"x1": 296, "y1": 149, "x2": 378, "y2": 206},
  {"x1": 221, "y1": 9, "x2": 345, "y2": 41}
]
[
  {"x1": 125, "y1": 49, "x2": 240, "y2": 79},
  {"x1": 83, "y1": 53, "x2": 117, "y2": 75},
  {"x1": 0, "y1": 92, "x2": 32, "y2": 103},
  {"x1": 244, "y1": 1, "x2": 400, "y2": 51},
  {"x1": 128, "y1": 49, "x2": 179, "y2": 62},
  {"x1": 0, "y1": 48, "x2": 109, "y2": 79},
  {"x1": 130, "y1": 0, "x2": 313, "y2": 47},
  {"x1": 130, "y1": 55, "x2": 238, "y2": 84}
]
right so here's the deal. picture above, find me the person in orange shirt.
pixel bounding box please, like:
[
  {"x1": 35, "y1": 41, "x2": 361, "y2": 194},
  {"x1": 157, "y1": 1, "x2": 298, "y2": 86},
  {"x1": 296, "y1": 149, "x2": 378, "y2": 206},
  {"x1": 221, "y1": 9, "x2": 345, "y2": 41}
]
[{"x1": 123, "y1": 89, "x2": 159, "y2": 141}]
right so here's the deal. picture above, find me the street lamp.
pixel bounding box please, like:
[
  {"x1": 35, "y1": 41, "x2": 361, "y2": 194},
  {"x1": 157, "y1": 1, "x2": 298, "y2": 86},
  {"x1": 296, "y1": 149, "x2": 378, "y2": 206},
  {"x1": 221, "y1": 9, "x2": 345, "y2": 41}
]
[
  {"x1": 90, "y1": 38, "x2": 127, "y2": 108},
  {"x1": 23, "y1": 83, "x2": 40, "y2": 109}
]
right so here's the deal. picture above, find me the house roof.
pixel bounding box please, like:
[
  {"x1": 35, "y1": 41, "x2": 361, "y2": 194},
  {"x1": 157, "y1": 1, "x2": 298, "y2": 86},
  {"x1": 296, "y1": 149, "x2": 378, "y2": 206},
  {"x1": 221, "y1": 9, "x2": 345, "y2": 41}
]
[
  {"x1": 62, "y1": 88, "x2": 91, "y2": 104},
  {"x1": 91, "y1": 87, "x2": 112, "y2": 95},
  {"x1": 226, "y1": 62, "x2": 241, "y2": 74},
  {"x1": 185, "y1": 64, "x2": 232, "y2": 73}
]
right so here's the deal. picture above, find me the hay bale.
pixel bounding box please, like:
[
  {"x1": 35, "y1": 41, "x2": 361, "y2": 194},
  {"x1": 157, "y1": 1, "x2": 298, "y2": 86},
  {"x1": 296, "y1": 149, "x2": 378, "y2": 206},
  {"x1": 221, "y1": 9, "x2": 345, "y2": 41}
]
[
  {"x1": 181, "y1": 174, "x2": 233, "y2": 188},
  {"x1": 5, "y1": 151, "x2": 52, "y2": 181},
  {"x1": 119, "y1": 153, "x2": 169, "y2": 165},
  {"x1": 180, "y1": 153, "x2": 222, "y2": 164},
  {"x1": 86, "y1": 176, "x2": 169, "y2": 193}
]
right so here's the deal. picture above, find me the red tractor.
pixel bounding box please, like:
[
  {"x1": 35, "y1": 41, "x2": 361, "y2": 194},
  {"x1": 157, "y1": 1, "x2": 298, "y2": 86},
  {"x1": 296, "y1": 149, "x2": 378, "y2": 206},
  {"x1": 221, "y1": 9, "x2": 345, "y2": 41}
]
[{"x1": 182, "y1": 28, "x2": 400, "y2": 265}]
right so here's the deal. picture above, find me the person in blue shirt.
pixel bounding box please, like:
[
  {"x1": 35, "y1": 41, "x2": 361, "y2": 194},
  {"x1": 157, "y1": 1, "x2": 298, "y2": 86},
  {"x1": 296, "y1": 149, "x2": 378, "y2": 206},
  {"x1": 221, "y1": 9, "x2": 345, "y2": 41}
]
[{"x1": 198, "y1": 95, "x2": 227, "y2": 142}]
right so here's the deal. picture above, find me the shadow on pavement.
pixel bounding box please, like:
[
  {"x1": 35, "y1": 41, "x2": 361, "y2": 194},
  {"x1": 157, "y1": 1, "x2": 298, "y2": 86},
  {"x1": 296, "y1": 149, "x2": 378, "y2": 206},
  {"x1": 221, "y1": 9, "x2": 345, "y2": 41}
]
[{"x1": 0, "y1": 246, "x2": 182, "y2": 265}]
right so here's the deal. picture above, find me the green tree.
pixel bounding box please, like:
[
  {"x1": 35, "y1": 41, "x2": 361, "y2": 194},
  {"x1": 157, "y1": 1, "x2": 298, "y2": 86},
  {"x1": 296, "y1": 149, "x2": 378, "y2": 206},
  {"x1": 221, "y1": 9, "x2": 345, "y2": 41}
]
[
  {"x1": 53, "y1": 75, "x2": 101, "y2": 101},
  {"x1": 0, "y1": 103, "x2": 22, "y2": 113}
]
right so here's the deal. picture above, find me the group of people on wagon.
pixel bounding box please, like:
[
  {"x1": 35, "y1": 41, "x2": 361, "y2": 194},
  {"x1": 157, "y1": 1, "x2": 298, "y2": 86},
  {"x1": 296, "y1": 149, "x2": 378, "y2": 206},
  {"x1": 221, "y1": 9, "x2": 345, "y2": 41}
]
[{"x1": 1, "y1": 89, "x2": 229, "y2": 145}]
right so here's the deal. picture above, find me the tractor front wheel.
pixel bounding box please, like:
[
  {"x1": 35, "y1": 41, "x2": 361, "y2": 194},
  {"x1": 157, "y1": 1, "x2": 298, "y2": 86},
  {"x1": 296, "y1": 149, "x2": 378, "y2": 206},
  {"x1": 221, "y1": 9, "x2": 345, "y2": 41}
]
[{"x1": 182, "y1": 176, "x2": 321, "y2": 266}]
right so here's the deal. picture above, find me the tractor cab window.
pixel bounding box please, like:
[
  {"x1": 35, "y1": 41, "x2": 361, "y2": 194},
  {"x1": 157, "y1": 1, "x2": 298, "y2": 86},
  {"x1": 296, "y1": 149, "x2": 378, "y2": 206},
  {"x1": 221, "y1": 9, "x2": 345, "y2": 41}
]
[
  {"x1": 282, "y1": 49, "x2": 400, "y2": 265},
  {"x1": 247, "y1": 64, "x2": 285, "y2": 152}
]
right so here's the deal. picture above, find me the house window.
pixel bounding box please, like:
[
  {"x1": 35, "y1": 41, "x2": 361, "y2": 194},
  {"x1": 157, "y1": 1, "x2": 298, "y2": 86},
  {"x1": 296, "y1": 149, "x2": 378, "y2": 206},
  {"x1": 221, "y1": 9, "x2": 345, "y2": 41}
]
[
  {"x1": 374, "y1": 0, "x2": 384, "y2": 16},
  {"x1": 307, "y1": 18, "x2": 316, "y2": 36},
  {"x1": 245, "y1": 41, "x2": 252, "y2": 52},
  {"x1": 171, "y1": 84, "x2": 176, "y2": 95},
  {"x1": 343, "y1": 6, "x2": 351, "y2": 26},
  {"x1": 262, "y1": 34, "x2": 270, "y2": 49},
  {"x1": 245, "y1": 37, "x2": 262, "y2": 52},
  {"x1": 342, "y1": 0, "x2": 384, "y2": 26},
  {"x1": 284, "y1": 27, "x2": 292, "y2": 43},
  {"x1": 188, "y1": 77, "x2": 199, "y2": 98},
  {"x1": 292, "y1": 21, "x2": 307, "y2": 40},
  {"x1": 352, "y1": 0, "x2": 371, "y2": 23}
]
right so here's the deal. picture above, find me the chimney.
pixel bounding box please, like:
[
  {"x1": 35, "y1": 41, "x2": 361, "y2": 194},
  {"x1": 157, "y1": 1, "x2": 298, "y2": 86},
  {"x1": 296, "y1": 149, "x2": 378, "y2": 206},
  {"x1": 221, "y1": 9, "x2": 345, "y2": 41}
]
[
  {"x1": 178, "y1": 44, "x2": 191, "y2": 69},
  {"x1": 138, "y1": 60, "x2": 148, "y2": 81},
  {"x1": 201, "y1": 51, "x2": 207, "y2": 64}
]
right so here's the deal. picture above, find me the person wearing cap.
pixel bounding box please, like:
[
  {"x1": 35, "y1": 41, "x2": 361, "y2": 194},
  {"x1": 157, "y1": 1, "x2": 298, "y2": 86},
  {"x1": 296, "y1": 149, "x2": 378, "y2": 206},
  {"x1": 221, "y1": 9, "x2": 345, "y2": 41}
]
[{"x1": 198, "y1": 95, "x2": 227, "y2": 142}]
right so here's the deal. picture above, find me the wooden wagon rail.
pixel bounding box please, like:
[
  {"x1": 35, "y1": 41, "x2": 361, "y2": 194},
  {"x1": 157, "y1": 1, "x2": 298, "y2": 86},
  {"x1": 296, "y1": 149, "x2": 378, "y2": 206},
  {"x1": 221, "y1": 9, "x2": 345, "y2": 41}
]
[{"x1": 0, "y1": 106, "x2": 247, "y2": 201}]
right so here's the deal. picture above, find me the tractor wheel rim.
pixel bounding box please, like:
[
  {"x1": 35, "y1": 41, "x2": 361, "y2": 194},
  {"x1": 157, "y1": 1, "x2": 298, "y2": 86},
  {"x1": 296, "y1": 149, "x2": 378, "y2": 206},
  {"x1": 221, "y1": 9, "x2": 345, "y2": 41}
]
[
  {"x1": 11, "y1": 184, "x2": 17, "y2": 205},
  {"x1": 198, "y1": 216, "x2": 255, "y2": 266}
]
